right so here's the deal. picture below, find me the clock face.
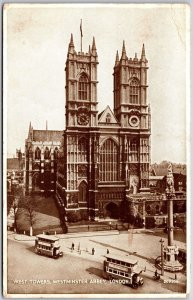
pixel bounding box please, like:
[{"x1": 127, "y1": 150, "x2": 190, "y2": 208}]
[
  {"x1": 129, "y1": 115, "x2": 140, "y2": 127},
  {"x1": 77, "y1": 112, "x2": 89, "y2": 125}
]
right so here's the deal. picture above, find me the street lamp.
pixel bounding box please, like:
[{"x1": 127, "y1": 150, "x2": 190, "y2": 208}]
[{"x1": 159, "y1": 238, "x2": 164, "y2": 276}]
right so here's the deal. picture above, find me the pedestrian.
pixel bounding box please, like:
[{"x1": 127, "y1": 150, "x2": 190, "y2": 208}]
[
  {"x1": 71, "y1": 242, "x2": 74, "y2": 251},
  {"x1": 92, "y1": 248, "x2": 95, "y2": 255},
  {"x1": 88, "y1": 225, "x2": 90, "y2": 231},
  {"x1": 107, "y1": 249, "x2": 109, "y2": 254},
  {"x1": 144, "y1": 266, "x2": 146, "y2": 272},
  {"x1": 155, "y1": 269, "x2": 158, "y2": 277},
  {"x1": 175, "y1": 273, "x2": 177, "y2": 280}
]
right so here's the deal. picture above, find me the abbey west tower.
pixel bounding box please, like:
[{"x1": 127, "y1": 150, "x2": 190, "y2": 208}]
[{"x1": 56, "y1": 34, "x2": 151, "y2": 220}]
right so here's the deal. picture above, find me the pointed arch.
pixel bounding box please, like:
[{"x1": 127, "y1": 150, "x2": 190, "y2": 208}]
[
  {"x1": 44, "y1": 147, "x2": 50, "y2": 159},
  {"x1": 99, "y1": 138, "x2": 119, "y2": 182},
  {"x1": 32, "y1": 172, "x2": 41, "y2": 191},
  {"x1": 129, "y1": 78, "x2": 140, "y2": 104},
  {"x1": 35, "y1": 147, "x2": 41, "y2": 159},
  {"x1": 54, "y1": 147, "x2": 59, "y2": 159},
  {"x1": 78, "y1": 180, "x2": 88, "y2": 203},
  {"x1": 78, "y1": 73, "x2": 89, "y2": 100},
  {"x1": 106, "y1": 113, "x2": 111, "y2": 123}
]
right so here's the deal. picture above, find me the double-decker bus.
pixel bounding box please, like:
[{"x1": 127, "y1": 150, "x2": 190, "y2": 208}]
[
  {"x1": 35, "y1": 234, "x2": 63, "y2": 259},
  {"x1": 103, "y1": 254, "x2": 144, "y2": 288}
]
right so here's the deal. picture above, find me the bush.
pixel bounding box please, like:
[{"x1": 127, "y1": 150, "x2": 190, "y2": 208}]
[{"x1": 67, "y1": 211, "x2": 81, "y2": 223}]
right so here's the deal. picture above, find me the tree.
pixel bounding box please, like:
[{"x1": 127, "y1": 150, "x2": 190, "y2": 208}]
[
  {"x1": 19, "y1": 195, "x2": 37, "y2": 236},
  {"x1": 9, "y1": 184, "x2": 23, "y2": 232}
]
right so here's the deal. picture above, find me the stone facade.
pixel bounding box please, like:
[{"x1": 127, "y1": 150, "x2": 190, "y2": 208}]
[
  {"x1": 56, "y1": 35, "x2": 151, "y2": 220},
  {"x1": 25, "y1": 123, "x2": 63, "y2": 194}
]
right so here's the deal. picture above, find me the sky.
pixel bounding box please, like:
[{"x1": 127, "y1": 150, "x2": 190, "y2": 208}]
[{"x1": 4, "y1": 4, "x2": 189, "y2": 163}]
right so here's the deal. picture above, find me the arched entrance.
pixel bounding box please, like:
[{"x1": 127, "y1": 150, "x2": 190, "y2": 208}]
[{"x1": 105, "y1": 202, "x2": 119, "y2": 219}]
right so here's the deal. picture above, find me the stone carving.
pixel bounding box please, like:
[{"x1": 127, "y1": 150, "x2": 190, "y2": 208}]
[
  {"x1": 78, "y1": 165, "x2": 87, "y2": 177},
  {"x1": 166, "y1": 163, "x2": 175, "y2": 193},
  {"x1": 130, "y1": 175, "x2": 139, "y2": 194}
]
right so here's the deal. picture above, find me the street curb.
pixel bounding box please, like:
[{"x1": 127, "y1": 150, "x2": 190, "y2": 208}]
[{"x1": 12, "y1": 230, "x2": 119, "y2": 241}]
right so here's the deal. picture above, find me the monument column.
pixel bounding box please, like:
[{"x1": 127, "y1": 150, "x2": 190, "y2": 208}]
[{"x1": 161, "y1": 163, "x2": 183, "y2": 272}]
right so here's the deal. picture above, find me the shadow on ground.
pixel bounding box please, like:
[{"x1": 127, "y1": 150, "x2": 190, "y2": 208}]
[
  {"x1": 86, "y1": 267, "x2": 104, "y2": 279},
  {"x1": 90, "y1": 239, "x2": 155, "y2": 265}
]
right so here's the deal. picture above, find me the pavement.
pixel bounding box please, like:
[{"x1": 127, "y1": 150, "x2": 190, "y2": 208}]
[{"x1": 7, "y1": 229, "x2": 186, "y2": 289}]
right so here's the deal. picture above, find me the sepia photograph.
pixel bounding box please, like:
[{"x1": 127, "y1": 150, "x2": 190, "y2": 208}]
[{"x1": 3, "y1": 3, "x2": 190, "y2": 297}]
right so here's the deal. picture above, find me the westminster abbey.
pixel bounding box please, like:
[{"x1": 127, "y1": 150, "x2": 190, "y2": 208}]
[{"x1": 55, "y1": 34, "x2": 151, "y2": 220}]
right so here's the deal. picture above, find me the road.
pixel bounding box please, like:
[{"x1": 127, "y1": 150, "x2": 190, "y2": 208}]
[{"x1": 6, "y1": 238, "x2": 185, "y2": 295}]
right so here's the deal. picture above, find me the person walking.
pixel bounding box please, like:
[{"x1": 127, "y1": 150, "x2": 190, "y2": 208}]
[
  {"x1": 71, "y1": 242, "x2": 74, "y2": 251},
  {"x1": 92, "y1": 248, "x2": 95, "y2": 255}
]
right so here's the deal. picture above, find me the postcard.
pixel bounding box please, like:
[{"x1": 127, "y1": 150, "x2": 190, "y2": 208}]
[{"x1": 3, "y1": 3, "x2": 190, "y2": 298}]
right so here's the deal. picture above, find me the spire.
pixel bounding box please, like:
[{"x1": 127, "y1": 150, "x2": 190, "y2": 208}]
[
  {"x1": 46, "y1": 120, "x2": 48, "y2": 131},
  {"x1": 28, "y1": 121, "x2": 32, "y2": 140},
  {"x1": 70, "y1": 33, "x2": 74, "y2": 47},
  {"x1": 68, "y1": 33, "x2": 75, "y2": 54},
  {"x1": 91, "y1": 37, "x2": 97, "y2": 56},
  {"x1": 121, "y1": 40, "x2": 127, "y2": 59},
  {"x1": 141, "y1": 43, "x2": 146, "y2": 62},
  {"x1": 88, "y1": 45, "x2": 91, "y2": 54},
  {"x1": 115, "y1": 50, "x2": 119, "y2": 66}
]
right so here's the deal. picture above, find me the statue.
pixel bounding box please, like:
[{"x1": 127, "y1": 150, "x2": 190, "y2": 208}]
[{"x1": 166, "y1": 163, "x2": 175, "y2": 193}]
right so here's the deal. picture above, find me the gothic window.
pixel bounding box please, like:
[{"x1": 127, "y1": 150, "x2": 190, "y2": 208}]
[
  {"x1": 100, "y1": 139, "x2": 118, "y2": 182},
  {"x1": 131, "y1": 140, "x2": 137, "y2": 152},
  {"x1": 78, "y1": 181, "x2": 88, "y2": 203},
  {"x1": 130, "y1": 139, "x2": 138, "y2": 162},
  {"x1": 54, "y1": 147, "x2": 59, "y2": 159},
  {"x1": 129, "y1": 78, "x2": 139, "y2": 104},
  {"x1": 106, "y1": 113, "x2": 111, "y2": 123},
  {"x1": 78, "y1": 74, "x2": 88, "y2": 100},
  {"x1": 32, "y1": 173, "x2": 40, "y2": 191},
  {"x1": 78, "y1": 138, "x2": 88, "y2": 162},
  {"x1": 44, "y1": 147, "x2": 50, "y2": 159},
  {"x1": 35, "y1": 147, "x2": 41, "y2": 159}
]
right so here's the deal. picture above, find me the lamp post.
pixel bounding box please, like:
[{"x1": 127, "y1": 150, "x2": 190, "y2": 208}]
[{"x1": 159, "y1": 238, "x2": 164, "y2": 276}]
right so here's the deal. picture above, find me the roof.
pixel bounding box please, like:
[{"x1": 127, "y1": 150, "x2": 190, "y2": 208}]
[
  {"x1": 150, "y1": 163, "x2": 186, "y2": 176},
  {"x1": 33, "y1": 130, "x2": 63, "y2": 142},
  {"x1": 36, "y1": 234, "x2": 59, "y2": 241},
  {"x1": 98, "y1": 106, "x2": 119, "y2": 124},
  {"x1": 105, "y1": 254, "x2": 138, "y2": 265}
]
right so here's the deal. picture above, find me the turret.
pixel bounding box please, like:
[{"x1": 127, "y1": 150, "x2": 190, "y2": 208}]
[
  {"x1": 141, "y1": 43, "x2": 147, "y2": 63},
  {"x1": 68, "y1": 33, "x2": 75, "y2": 54},
  {"x1": 121, "y1": 40, "x2": 127, "y2": 60},
  {"x1": 28, "y1": 121, "x2": 33, "y2": 141},
  {"x1": 91, "y1": 37, "x2": 97, "y2": 56},
  {"x1": 115, "y1": 50, "x2": 119, "y2": 66}
]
